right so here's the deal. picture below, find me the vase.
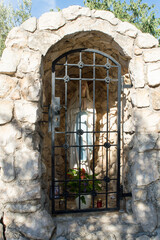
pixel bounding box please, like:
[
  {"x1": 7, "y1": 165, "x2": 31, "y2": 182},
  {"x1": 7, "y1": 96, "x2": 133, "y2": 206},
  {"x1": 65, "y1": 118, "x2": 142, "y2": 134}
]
[{"x1": 76, "y1": 195, "x2": 92, "y2": 209}]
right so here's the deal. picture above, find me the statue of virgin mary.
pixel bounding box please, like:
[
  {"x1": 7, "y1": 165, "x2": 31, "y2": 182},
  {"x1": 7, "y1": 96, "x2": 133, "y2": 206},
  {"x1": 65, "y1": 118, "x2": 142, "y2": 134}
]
[{"x1": 67, "y1": 81, "x2": 94, "y2": 174}]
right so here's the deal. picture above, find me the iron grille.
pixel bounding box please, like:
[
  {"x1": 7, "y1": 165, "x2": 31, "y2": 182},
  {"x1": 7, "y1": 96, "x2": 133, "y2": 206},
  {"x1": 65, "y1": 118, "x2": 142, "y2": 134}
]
[{"x1": 50, "y1": 49, "x2": 121, "y2": 214}]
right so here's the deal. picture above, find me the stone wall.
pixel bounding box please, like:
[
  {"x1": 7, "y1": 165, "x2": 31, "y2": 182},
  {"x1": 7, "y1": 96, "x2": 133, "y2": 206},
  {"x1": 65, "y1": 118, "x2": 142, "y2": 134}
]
[{"x1": 0, "y1": 5, "x2": 159, "y2": 240}]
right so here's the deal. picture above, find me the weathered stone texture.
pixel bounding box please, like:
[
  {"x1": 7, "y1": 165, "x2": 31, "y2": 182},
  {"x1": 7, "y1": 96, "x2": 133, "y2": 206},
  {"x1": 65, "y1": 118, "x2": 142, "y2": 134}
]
[
  {"x1": 38, "y1": 12, "x2": 66, "y2": 30},
  {"x1": 117, "y1": 21, "x2": 138, "y2": 38},
  {"x1": 151, "y1": 89, "x2": 160, "y2": 110},
  {"x1": 21, "y1": 17, "x2": 37, "y2": 32},
  {"x1": 136, "y1": 33, "x2": 158, "y2": 49},
  {"x1": 136, "y1": 89, "x2": 149, "y2": 108},
  {"x1": 0, "y1": 224, "x2": 4, "y2": 240},
  {"x1": 14, "y1": 101, "x2": 39, "y2": 123},
  {"x1": 131, "y1": 151, "x2": 159, "y2": 186},
  {"x1": 0, "y1": 181, "x2": 41, "y2": 202},
  {"x1": 17, "y1": 50, "x2": 41, "y2": 73},
  {"x1": 133, "y1": 201, "x2": 157, "y2": 232},
  {"x1": 0, "y1": 153, "x2": 15, "y2": 182},
  {"x1": 62, "y1": 5, "x2": 91, "y2": 20},
  {"x1": 143, "y1": 48, "x2": 160, "y2": 62},
  {"x1": 15, "y1": 147, "x2": 40, "y2": 180},
  {"x1": 0, "y1": 123, "x2": 21, "y2": 147},
  {"x1": 4, "y1": 210, "x2": 55, "y2": 240},
  {"x1": 0, "y1": 48, "x2": 21, "y2": 74},
  {"x1": 0, "y1": 75, "x2": 17, "y2": 98},
  {"x1": 133, "y1": 133, "x2": 158, "y2": 152},
  {"x1": 0, "y1": 100, "x2": 13, "y2": 124},
  {"x1": 129, "y1": 56, "x2": 145, "y2": 88},
  {"x1": 147, "y1": 62, "x2": 160, "y2": 87},
  {"x1": 92, "y1": 9, "x2": 119, "y2": 25},
  {"x1": 133, "y1": 109, "x2": 160, "y2": 132}
]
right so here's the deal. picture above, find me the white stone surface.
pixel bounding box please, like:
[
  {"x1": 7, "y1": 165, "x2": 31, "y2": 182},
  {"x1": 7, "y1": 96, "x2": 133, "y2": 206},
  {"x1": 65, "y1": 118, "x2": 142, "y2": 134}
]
[
  {"x1": 21, "y1": 17, "x2": 37, "y2": 32},
  {"x1": 38, "y1": 11, "x2": 65, "y2": 30},
  {"x1": 133, "y1": 109, "x2": 160, "y2": 132},
  {"x1": 147, "y1": 62, "x2": 160, "y2": 87},
  {"x1": 0, "y1": 123, "x2": 21, "y2": 147},
  {"x1": 136, "y1": 33, "x2": 158, "y2": 49},
  {"x1": 28, "y1": 31, "x2": 60, "y2": 55},
  {"x1": 0, "y1": 48, "x2": 21, "y2": 74},
  {"x1": 92, "y1": 9, "x2": 119, "y2": 25},
  {"x1": 0, "y1": 224, "x2": 3, "y2": 240},
  {"x1": 117, "y1": 21, "x2": 138, "y2": 38},
  {"x1": 136, "y1": 236, "x2": 150, "y2": 240},
  {"x1": 4, "y1": 210, "x2": 55, "y2": 240},
  {"x1": 136, "y1": 89, "x2": 150, "y2": 108},
  {"x1": 113, "y1": 33, "x2": 134, "y2": 57},
  {"x1": 144, "y1": 48, "x2": 160, "y2": 62},
  {"x1": 0, "y1": 100, "x2": 13, "y2": 124},
  {"x1": 132, "y1": 188, "x2": 147, "y2": 201},
  {"x1": 133, "y1": 133, "x2": 158, "y2": 152},
  {"x1": 0, "y1": 181, "x2": 41, "y2": 202},
  {"x1": 0, "y1": 75, "x2": 17, "y2": 98},
  {"x1": 129, "y1": 56, "x2": 145, "y2": 88},
  {"x1": 62, "y1": 5, "x2": 91, "y2": 20},
  {"x1": 15, "y1": 147, "x2": 40, "y2": 180},
  {"x1": 0, "y1": 153, "x2": 15, "y2": 182},
  {"x1": 17, "y1": 50, "x2": 41, "y2": 73},
  {"x1": 5, "y1": 27, "x2": 28, "y2": 48},
  {"x1": 151, "y1": 89, "x2": 160, "y2": 110},
  {"x1": 15, "y1": 101, "x2": 39, "y2": 123},
  {"x1": 131, "y1": 151, "x2": 159, "y2": 186},
  {"x1": 133, "y1": 201, "x2": 157, "y2": 232}
]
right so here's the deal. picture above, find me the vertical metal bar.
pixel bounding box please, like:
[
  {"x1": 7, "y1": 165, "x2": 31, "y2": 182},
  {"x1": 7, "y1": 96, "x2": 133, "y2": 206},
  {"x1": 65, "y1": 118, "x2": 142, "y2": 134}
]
[
  {"x1": 106, "y1": 67, "x2": 109, "y2": 209},
  {"x1": 64, "y1": 56, "x2": 68, "y2": 211},
  {"x1": 78, "y1": 51, "x2": 82, "y2": 209},
  {"x1": 117, "y1": 65, "x2": 121, "y2": 209},
  {"x1": 92, "y1": 52, "x2": 96, "y2": 208},
  {"x1": 51, "y1": 65, "x2": 55, "y2": 214}
]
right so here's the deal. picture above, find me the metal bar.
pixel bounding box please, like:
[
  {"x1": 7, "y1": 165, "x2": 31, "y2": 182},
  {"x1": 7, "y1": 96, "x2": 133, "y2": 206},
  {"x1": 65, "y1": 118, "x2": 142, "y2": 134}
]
[
  {"x1": 56, "y1": 63, "x2": 118, "y2": 68},
  {"x1": 116, "y1": 65, "x2": 122, "y2": 210},
  {"x1": 54, "y1": 144, "x2": 118, "y2": 148},
  {"x1": 92, "y1": 52, "x2": 96, "y2": 208},
  {"x1": 51, "y1": 66, "x2": 55, "y2": 214},
  {"x1": 78, "y1": 51, "x2": 82, "y2": 210},
  {"x1": 55, "y1": 77, "x2": 118, "y2": 82},
  {"x1": 64, "y1": 56, "x2": 68, "y2": 211},
  {"x1": 54, "y1": 207, "x2": 119, "y2": 214},
  {"x1": 105, "y1": 62, "x2": 109, "y2": 209},
  {"x1": 55, "y1": 130, "x2": 118, "y2": 134}
]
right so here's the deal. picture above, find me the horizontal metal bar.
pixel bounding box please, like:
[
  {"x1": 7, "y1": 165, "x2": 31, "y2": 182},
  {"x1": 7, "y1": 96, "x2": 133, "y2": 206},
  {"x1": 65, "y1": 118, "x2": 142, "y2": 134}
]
[
  {"x1": 55, "y1": 130, "x2": 118, "y2": 134},
  {"x1": 55, "y1": 77, "x2": 118, "y2": 82},
  {"x1": 53, "y1": 207, "x2": 119, "y2": 214},
  {"x1": 53, "y1": 178, "x2": 118, "y2": 183},
  {"x1": 54, "y1": 144, "x2": 118, "y2": 148},
  {"x1": 56, "y1": 63, "x2": 118, "y2": 68}
]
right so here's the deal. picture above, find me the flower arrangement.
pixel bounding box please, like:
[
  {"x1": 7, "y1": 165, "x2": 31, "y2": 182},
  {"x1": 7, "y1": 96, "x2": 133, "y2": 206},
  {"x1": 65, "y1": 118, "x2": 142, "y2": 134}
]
[{"x1": 67, "y1": 168, "x2": 101, "y2": 204}]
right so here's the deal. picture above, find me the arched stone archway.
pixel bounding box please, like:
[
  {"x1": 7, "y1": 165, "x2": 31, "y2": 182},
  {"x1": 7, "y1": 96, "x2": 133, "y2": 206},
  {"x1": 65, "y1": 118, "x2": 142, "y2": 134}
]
[{"x1": 0, "y1": 5, "x2": 160, "y2": 240}]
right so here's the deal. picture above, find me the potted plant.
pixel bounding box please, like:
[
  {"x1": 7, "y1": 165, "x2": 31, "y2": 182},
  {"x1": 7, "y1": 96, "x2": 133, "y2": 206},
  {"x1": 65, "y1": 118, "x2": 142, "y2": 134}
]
[{"x1": 67, "y1": 168, "x2": 101, "y2": 209}]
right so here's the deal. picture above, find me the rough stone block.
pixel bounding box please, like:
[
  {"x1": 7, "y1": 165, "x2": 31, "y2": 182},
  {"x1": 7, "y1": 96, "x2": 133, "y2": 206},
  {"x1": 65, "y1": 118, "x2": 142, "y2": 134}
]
[
  {"x1": 15, "y1": 101, "x2": 39, "y2": 123},
  {"x1": 62, "y1": 5, "x2": 91, "y2": 20},
  {"x1": 136, "y1": 236, "x2": 150, "y2": 240},
  {"x1": 133, "y1": 109, "x2": 160, "y2": 132},
  {"x1": 113, "y1": 33, "x2": 134, "y2": 58},
  {"x1": 5, "y1": 27, "x2": 28, "y2": 48},
  {"x1": 136, "y1": 33, "x2": 158, "y2": 49},
  {"x1": 0, "y1": 123, "x2": 21, "y2": 147},
  {"x1": 0, "y1": 181, "x2": 41, "y2": 203},
  {"x1": 0, "y1": 224, "x2": 4, "y2": 240},
  {"x1": 0, "y1": 75, "x2": 17, "y2": 98},
  {"x1": 133, "y1": 201, "x2": 157, "y2": 232},
  {"x1": 21, "y1": 17, "x2": 37, "y2": 32},
  {"x1": 132, "y1": 188, "x2": 147, "y2": 201},
  {"x1": 0, "y1": 153, "x2": 15, "y2": 183},
  {"x1": 0, "y1": 48, "x2": 21, "y2": 75},
  {"x1": 92, "y1": 9, "x2": 119, "y2": 25},
  {"x1": 143, "y1": 48, "x2": 160, "y2": 63},
  {"x1": 129, "y1": 56, "x2": 145, "y2": 88},
  {"x1": 131, "y1": 151, "x2": 159, "y2": 186},
  {"x1": 4, "y1": 210, "x2": 55, "y2": 240},
  {"x1": 17, "y1": 50, "x2": 41, "y2": 74},
  {"x1": 38, "y1": 12, "x2": 65, "y2": 30},
  {"x1": 28, "y1": 31, "x2": 60, "y2": 55},
  {"x1": 147, "y1": 62, "x2": 160, "y2": 87},
  {"x1": 136, "y1": 89, "x2": 149, "y2": 108},
  {"x1": 151, "y1": 89, "x2": 160, "y2": 110},
  {"x1": 117, "y1": 21, "x2": 138, "y2": 38},
  {"x1": 133, "y1": 133, "x2": 158, "y2": 152},
  {"x1": 6, "y1": 201, "x2": 41, "y2": 213},
  {"x1": 0, "y1": 100, "x2": 13, "y2": 124},
  {"x1": 15, "y1": 147, "x2": 40, "y2": 180}
]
